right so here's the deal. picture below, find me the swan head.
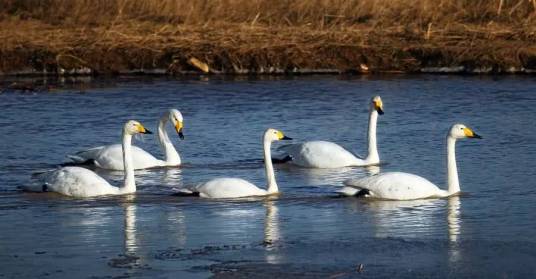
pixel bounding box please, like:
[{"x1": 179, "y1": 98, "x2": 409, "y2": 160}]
[
  {"x1": 124, "y1": 120, "x2": 152, "y2": 135},
  {"x1": 450, "y1": 124, "x2": 482, "y2": 139},
  {"x1": 264, "y1": 128, "x2": 292, "y2": 142},
  {"x1": 371, "y1": 96, "x2": 384, "y2": 115},
  {"x1": 168, "y1": 109, "x2": 184, "y2": 140}
]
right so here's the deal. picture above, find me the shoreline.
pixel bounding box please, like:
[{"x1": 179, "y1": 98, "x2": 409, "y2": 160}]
[{"x1": 2, "y1": 19, "x2": 536, "y2": 77}]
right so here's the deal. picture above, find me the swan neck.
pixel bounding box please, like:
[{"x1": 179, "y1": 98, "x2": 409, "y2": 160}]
[
  {"x1": 121, "y1": 131, "x2": 136, "y2": 193},
  {"x1": 365, "y1": 109, "x2": 379, "y2": 164},
  {"x1": 446, "y1": 136, "x2": 460, "y2": 195},
  {"x1": 263, "y1": 138, "x2": 278, "y2": 194},
  {"x1": 158, "y1": 115, "x2": 181, "y2": 165}
]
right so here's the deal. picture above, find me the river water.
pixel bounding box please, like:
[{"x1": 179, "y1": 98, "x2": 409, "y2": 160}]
[{"x1": 1, "y1": 75, "x2": 535, "y2": 278}]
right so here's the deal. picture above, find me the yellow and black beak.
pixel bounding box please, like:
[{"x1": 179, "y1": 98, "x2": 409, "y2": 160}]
[
  {"x1": 374, "y1": 99, "x2": 384, "y2": 115},
  {"x1": 175, "y1": 121, "x2": 184, "y2": 140},
  {"x1": 463, "y1": 127, "x2": 482, "y2": 139},
  {"x1": 277, "y1": 131, "x2": 292, "y2": 141},
  {"x1": 137, "y1": 124, "x2": 152, "y2": 134}
]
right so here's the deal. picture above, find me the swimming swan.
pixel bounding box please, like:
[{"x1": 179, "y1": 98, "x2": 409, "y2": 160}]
[
  {"x1": 275, "y1": 96, "x2": 383, "y2": 168},
  {"x1": 342, "y1": 124, "x2": 481, "y2": 200},
  {"x1": 25, "y1": 121, "x2": 152, "y2": 198},
  {"x1": 189, "y1": 129, "x2": 292, "y2": 198},
  {"x1": 68, "y1": 109, "x2": 184, "y2": 170}
]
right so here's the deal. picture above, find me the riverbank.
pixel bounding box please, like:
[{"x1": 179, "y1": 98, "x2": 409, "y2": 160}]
[{"x1": 1, "y1": 1, "x2": 536, "y2": 75}]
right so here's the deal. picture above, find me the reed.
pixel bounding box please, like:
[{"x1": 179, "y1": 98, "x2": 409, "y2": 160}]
[
  {"x1": 1, "y1": 0, "x2": 535, "y2": 75},
  {"x1": 2, "y1": 0, "x2": 534, "y2": 27}
]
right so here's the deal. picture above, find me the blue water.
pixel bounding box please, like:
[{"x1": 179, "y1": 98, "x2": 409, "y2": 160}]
[{"x1": 0, "y1": 75, "x2": 535, "y2": 278}]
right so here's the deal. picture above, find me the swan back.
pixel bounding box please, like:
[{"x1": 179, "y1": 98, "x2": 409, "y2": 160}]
[
  {"x1": 286, "y1": 141, "x2": 363, "y2": 168},
  {"x1": 195, "y1": 178, "x2": 268, "y2": 198},
  {"x1": 43, "y1": 167, "x2": 118, "y2": 197},
  {"x1": 344, "y1": 172, "x2": 444, "y2": 200}
]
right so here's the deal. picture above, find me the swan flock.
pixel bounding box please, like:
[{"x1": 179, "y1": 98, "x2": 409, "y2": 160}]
[{"x1": 26, "y1": 97, "x2": 482, "y2": 202}]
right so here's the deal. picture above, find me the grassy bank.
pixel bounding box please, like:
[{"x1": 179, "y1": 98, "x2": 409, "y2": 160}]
[{"x1": 1, "y1": 0, "x2": 536, "y2": 75}]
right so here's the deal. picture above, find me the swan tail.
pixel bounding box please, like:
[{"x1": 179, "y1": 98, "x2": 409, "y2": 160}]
[
  {"x1": 272, "y1": 144, "x2": 298, "y2": 163},
  {"x1": 66, "y1": 146, "x2": 104, "y2": 163},
  {"x1": 337, "y1": 186, "x2": 361, "y2": 196},
  {"x1": 22, "y1": 170, "x2": 55, "y2": 192},
  {"x1": 271, "y1": 155, "x2": 292, "y2": 164},
  {"x1": 61, "y1": 158, "x2": 96, "y2": 167},
  {"x1": 354, "y1": 189, "x2": 371, "y2": 197},
  {"x1": 172, "y1": 188, "x2": 200, "y2": 197}
]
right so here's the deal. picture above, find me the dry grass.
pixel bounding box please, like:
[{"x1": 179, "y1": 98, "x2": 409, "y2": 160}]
[{"x1": 1, "y1": 0, "x2": 536, "y2": 74}]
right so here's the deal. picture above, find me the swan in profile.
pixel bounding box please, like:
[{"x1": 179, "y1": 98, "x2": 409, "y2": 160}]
[
  {"x1": 67, "y1": 109, "x2": 184, "y2": 170},
  {"x1": 343, "y1": 124, "x2": 481, "y2": 200},
  {"x1": 187, "y1": 129, "x2": 292, "y2": 198},
  {"x1": 275, "y1": 96, "x2": 383, "y2": 168},
  {"x1": 24, "y1": 121, "x2": 152, "y2": 198}
]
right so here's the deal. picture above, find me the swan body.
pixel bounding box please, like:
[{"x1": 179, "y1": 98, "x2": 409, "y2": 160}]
[
  {"x1": 343, "y1": 124, "x2": 481, "y2": 200},
  {"x1": 343, "y1": 172, "x2": 447, "y2": 200},
  {"x1": 279, "y1": 141, "x2": 364, "y2": 168},
  {"x1": 191, "y1": 129, "x2": 292, "y2": 199},
  {"x1": 276, "y1": 96, "x2": 383, "y2": 168},
  {"x1": 25, "y1": 121, "x2": 151, "y2": 198},
  {"x1": 68, "y1": 109, "x2": 184, "y2": 170},
  {"x1": 195, "y1": 178, "x2": 270, "y2": 198}
]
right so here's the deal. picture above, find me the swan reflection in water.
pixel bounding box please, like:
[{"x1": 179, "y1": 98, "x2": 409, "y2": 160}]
[
  {"x1": 346, "y1": 194, "x2": 463, "y2": 266},
  {"x1": 361, "y1": 198, "x2": 441, "y2": 239},
  {"x1": 263, "y1": 199, "x2": 283, "y2": 264},
  {"x1": 447, "y1": 196, "x2": 462, "y2": 265},
  {"x1": 123, "y1": 200, "x2": 139, "y2": 255}
]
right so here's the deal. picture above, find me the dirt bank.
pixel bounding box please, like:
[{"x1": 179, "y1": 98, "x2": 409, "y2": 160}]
[{"x1": 1, "y1": 1, "x2": 536, "y2": 75}]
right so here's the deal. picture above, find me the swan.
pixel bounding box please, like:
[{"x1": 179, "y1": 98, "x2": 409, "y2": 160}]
[
  {"x1": 67, "y1": 109, "x2": 184, "y2": 170},
  {"x1": 342, "y1": 124, "x2": 481, "y2": 200},
  {"x1": 24, "y1": 120, "x2": 152, "y2": 198},
  {"x1": 187, "y1": 129, "x2": 292, "y2": 198},
  {"x1": 275, "y1": 96, "x2": 383, "y2": 168}
]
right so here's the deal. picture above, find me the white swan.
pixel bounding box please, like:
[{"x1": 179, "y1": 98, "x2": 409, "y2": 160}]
[
  {"x1": 67, "y1": 109, "x2": 184, "y2": 170},
  {"x1": 275, "y1": 96, "x2": 383, "y2": 168},
  {"x1": 343, "y1": 124, "x2": 482, "y2": 200},
  {"x1": 24, "y1": 121, "x2": 151, "y2": 198},
  {"x1": 189, "y1": 129, "x2": 292, "y2": 198}
]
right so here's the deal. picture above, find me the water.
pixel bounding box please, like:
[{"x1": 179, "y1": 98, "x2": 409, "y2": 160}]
[{"x1": 1, "y1": 75, "x2": 536, "y2": 278}]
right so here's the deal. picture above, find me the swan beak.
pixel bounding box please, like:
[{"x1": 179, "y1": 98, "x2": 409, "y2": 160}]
[
  {"x1": 277, "y1": 131, "x2": 292, "y2": 140},
  {"x1": 464, "y1": 127, "x2": 482, "y2": 139},
  {"x1": 175, "y1": 121, "x2": 184, "y2": 140},
  {"x1": 376, "y1": 107, "x2": 384, "y2": 115},
  {"x1": 374, "y1": 100, "x2": 384, "y2": 115},
  {"x1": 138, "y1": 125, "x2": 152, "y2": 134}
]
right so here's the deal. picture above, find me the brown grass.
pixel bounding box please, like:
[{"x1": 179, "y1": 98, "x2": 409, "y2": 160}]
[{"x1": 1, "y1": 0, "x2": 536, "y2": 74}]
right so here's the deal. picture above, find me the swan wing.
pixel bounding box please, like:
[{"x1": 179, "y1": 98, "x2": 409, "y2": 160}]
[
  {"x1": 27, "y1": 167, "x2": 118, "y2": 198},
  {"x1": 343, "y1": 172, "x2": 443, "y2": 200},
  {"x1": 279, "y1": 141, "x2": 363, "y2": 168},
  {"x1": 194, "y1": 178, "x2": 267, "y2": 198},
  {"x1": 85, "y1": 144, "x2": 164, "y2": 170}
]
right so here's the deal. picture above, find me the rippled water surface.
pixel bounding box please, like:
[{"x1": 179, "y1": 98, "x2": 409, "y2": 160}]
[{"x1": 1, "y1": 75, "x2": 536, "y2": 278}]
